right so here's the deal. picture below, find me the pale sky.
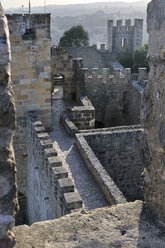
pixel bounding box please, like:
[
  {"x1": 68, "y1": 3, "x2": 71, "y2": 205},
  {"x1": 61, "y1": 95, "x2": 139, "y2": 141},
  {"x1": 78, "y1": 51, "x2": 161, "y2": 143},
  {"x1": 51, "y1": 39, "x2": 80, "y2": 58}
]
[{"x1": 1, "y1": 0, "x2": 145, "y2": 10}]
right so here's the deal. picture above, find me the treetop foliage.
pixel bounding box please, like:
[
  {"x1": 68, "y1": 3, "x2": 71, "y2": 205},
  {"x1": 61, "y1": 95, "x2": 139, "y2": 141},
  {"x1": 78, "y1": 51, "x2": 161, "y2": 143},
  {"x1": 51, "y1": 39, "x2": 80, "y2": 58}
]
[
  {"x1": 119, "y1": 43, "x2": 149, "y2": 73},
  {"x1": 59, "y1": 25, "x2": 89, "y2": 47}
]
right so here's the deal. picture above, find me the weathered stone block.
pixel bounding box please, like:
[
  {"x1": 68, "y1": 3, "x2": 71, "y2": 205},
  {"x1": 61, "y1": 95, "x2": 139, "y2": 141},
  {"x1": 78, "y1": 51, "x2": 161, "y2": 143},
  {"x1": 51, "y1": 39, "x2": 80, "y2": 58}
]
[
  {"x1": 40, "y1": 139, "x2": 53, "y2": 149},
  {"x1": 63, "y1": 192, "x2": 82, "y2": 212},
  {"x1": 44, "y1": 148, "x2": 57, "y2": 157},
  {"x1": 52, "y1": 167, "x2": 68, "y2": 180},
  {"x1": 34, "y1": 126, "x2": 45, "y2": 133},
  {"x1": 57, "y1": 178, "x2": 74, "y2": 195},
  {"x1": 37, "y1": 132, "x2": 49, "y2": 140},
  {"x1": 48, "y1": 156, "x2": 62, "y2": 168}
]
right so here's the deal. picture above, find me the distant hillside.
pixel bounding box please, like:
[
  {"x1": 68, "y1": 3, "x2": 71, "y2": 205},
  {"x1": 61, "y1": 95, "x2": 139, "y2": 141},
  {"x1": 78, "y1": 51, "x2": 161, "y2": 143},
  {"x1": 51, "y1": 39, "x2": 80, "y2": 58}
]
[
  {"x1": 5, "y1": 1, "x2": 149, "y2": 46},
  {"x1": 5, "y1": 1, "x2": 150, "y2": 16}
]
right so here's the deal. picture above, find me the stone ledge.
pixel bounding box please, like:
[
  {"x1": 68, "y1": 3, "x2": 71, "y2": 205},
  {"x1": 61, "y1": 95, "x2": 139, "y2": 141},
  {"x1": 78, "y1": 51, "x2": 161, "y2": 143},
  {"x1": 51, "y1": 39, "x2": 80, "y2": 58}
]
[
  {"x1": 64, "y1": 192, "x2": 83, "y2": 212},
  {"x1": 37, "y1": 132, "x2": 49, "y2": 140},
  {"x1": 40, "y1": 139, "x2": 53, "y2": 149},
  {"x1": 57, "y1": 178, "x2": 74, "y2": 195},
  {"x1": 34, "y1": 126, "x2": 45, "y2": 133},
  {"x1": 44, "y1": 147, "x2": 57, "y2": 157},
  {"x1": 48, "y1": 156, "x2": 62, "y2": 168},
  {"x1": 13, "y1": 201, "x2": 165, "y2": 248},
  {"x1": 52, "y1": 167, "x2": 68, "y2": 180}
]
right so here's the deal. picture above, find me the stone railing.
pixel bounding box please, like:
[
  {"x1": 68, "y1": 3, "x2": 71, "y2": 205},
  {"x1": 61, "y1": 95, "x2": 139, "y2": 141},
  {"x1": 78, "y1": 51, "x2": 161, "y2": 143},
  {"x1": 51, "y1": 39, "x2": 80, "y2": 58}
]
[{"x1": 27, "y1": 112, "x2": 82, "y2": 225}]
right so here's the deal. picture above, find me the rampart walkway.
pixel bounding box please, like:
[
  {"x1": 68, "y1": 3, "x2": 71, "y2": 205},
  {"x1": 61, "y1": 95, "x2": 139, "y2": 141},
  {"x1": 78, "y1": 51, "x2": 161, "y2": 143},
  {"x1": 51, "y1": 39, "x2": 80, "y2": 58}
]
[{"x1": 49, "y1": 85, "x2": 108, "y2": 209}]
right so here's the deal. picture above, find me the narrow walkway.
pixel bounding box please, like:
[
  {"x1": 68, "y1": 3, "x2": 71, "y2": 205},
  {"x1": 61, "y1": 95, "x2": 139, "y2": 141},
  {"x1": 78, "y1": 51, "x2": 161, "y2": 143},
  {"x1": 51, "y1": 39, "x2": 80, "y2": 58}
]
[{"x1": 49, "y1": 85, "x2": 108, "y2": 210}]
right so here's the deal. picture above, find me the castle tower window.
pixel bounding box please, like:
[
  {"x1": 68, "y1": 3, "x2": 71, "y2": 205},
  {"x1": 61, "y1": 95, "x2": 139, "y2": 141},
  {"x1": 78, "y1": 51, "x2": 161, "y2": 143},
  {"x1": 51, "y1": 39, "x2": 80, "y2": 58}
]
[{"x1": 121, "y1": 38, "x2": 126, "y2": 48}]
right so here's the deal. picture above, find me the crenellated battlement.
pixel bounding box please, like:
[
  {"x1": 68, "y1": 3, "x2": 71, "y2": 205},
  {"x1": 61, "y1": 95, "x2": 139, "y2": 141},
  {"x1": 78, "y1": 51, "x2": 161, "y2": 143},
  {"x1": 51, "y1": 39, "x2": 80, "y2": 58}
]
[
  {"x1": 108, "y1": 19, "x2": 143, "y2": 28},
  {"x1": 27, "y1": 112, "x2": 82, "y2": 224},
  {"x1": 107, "y1": 18, "x2": 143, "y2": 53},
  {"x1": 80, "y1": 67, "x2": 147, "y2": 127},
  {"x1": 81, "y1": 67, "x2": 148, "y2": 83}
]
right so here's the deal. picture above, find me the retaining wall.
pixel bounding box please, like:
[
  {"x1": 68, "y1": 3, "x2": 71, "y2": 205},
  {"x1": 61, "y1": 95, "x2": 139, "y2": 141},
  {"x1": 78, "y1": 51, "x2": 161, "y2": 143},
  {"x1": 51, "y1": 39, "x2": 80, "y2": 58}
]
[{"x1": 76, "y1": 126, "x2": 144, "y2": 204}]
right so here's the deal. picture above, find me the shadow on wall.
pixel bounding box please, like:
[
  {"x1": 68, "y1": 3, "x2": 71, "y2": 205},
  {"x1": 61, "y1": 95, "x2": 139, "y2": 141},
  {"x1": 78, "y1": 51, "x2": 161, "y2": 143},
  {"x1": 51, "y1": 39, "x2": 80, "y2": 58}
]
[{"x1": 137, "y1": 203, "x2": 165, "y2": 247}]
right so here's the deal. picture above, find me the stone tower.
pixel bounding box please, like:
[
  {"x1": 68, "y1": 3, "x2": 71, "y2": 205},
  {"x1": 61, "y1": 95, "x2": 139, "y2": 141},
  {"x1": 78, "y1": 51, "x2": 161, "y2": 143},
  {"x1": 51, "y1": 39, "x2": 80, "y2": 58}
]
[{"x1": 106, "y1": 19, "x2": 143, "y2": 53}]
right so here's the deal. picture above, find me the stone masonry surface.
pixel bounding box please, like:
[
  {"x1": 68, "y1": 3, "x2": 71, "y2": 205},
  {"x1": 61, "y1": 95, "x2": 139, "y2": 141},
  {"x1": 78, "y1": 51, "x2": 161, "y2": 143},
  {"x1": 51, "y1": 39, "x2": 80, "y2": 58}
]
[
  {"x1": 51, "y1": 47, "x2": 76, "y2": 99},
  {"x1": 141, "y1": 0, "x2": 165, "y2": 223},
  {"x1": 6, "y1": 14, "x2": 52, "y2": 198},
  {"x1": 0, "y1": 3, "x2": 18, "y2": 245},
  {"x1": 107, "y1": 19, "x2": 143, "y2": 53},
  {"x1": 49, "y1": 86, "x2": 108, "y2": 209},
  {"x1": 26, "y1": 112, "x2": 83, "y2": 225},
  {"x1": 82, "y1": 128, "x2": 144, "y2": 202},
  {"x1": 83, "y1": 67, "x2": 147, "y2": 127},
  {"x1": 14, "y1": 201, "x2": 165, "y2": 248}
]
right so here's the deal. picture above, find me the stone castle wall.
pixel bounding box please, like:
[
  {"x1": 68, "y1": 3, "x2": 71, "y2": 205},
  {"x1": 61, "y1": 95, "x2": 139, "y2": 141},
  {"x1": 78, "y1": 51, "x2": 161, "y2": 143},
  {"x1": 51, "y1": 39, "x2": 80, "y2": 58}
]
[
  {"x1": 0, "y1": 4, "x2": 18, "y2": 244},
  {"x1": 107, "y1": 19, "x2": 143, "y2": 53},
  {"x1": 7, "y1": 14, "x2": 52, "y2": 129},
  {"x1": 83, "y1": 67, "x2": 147, "y2": 127},
  {"x1": 64, "y1": 45, "x2": 111, "y2": 73},
  {"x1": 51, "y1": 47, "x2": 76, "y2": 99},
  {"x1": 52, "y1": 54, "x2": 96, "y2": 131},
  {"x1": 142, "y1": 0, "x2": 165, "y2": 222},
  {"x1": 76, "y1": 126, "x2": 144, "y2": 205},
  {"x1": 27, "y1": 113, "x2": 82, "y2": 225},
  {"x1": 84, "y1": 128, "x2": 144, "y2": 201},
  {"x1": 6, "y1": 14, "x2": 52, "y2": 198}
]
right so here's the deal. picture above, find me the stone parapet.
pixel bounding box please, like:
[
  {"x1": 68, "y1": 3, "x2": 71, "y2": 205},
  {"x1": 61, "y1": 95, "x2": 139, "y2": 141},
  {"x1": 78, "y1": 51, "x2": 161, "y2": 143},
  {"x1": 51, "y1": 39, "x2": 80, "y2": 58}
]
[
  {"x1": 82, "y1": 67, "x2": 147, "y2": 127},
  {"x1": 83, "y1": 67, "x2": 148, "y2": 82},
  {"x1": 27, "y1": 112, "x2": 82, "y2": 225},
  {"x1": 68, "y1": 96, "x2": 95, "y2": 130}
]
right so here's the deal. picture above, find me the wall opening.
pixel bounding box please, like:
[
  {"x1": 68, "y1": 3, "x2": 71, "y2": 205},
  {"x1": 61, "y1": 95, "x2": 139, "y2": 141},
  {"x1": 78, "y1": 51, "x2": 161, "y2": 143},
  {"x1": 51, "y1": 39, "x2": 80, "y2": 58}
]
[
  {"x1": 121, "y1": 38, "x2": 126, "y2": 48},
  {"x1": 54, "y1": 73, "x2": 64, "y2": 86}
]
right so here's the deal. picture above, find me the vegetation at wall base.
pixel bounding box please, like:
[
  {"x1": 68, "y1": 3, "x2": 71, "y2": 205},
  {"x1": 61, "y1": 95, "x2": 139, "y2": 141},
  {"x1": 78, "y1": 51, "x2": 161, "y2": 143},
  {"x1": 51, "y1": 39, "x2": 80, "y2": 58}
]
[{"x1": 119, "y1": 43, "x2": 149, "y2": 73}]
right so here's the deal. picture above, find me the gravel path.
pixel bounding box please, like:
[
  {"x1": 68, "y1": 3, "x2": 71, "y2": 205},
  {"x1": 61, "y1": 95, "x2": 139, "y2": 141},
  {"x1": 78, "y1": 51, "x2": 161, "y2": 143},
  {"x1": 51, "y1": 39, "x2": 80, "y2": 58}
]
[{"x1": 49, "y1": 86, "x2": 108, "y2": 210}]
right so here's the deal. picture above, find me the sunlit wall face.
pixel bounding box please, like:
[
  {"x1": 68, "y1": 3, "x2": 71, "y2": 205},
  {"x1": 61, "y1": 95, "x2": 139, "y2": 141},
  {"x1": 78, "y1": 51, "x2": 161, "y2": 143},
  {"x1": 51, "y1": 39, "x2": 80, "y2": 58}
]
[{"x1": 2, "y1": 0, "x2": 148, "y2": 9}]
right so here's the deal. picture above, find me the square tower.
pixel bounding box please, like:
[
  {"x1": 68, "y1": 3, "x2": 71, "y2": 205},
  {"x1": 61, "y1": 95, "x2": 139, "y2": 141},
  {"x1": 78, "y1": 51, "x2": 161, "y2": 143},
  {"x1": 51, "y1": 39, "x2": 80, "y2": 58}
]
[{"x1": 106, "y1": 19, "x2": 143, "y2": 54}]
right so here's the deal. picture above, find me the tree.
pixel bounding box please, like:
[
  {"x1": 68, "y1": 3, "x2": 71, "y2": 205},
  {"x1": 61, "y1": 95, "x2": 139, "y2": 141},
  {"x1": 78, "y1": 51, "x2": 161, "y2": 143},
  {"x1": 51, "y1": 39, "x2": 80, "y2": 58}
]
[
  {"x1": 132, "y1": 43, "x2": 149, "y2": 72},
  {"x1": 59, "y1": 25, "x2": 89, "y2": 47},
  {"x1": 118, "y1": 43, "x2": 149, "y2": 73},
  {"x1": 118, "y1": 49, "x2": 133, "y2": 69}
]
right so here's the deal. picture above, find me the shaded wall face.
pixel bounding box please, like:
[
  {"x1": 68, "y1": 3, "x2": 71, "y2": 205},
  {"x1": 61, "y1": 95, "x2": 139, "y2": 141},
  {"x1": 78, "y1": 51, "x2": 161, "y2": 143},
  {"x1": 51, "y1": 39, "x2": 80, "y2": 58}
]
[
  {"x1": 51, "y1": 47, "x2": 76, "y2": 100},
  {"x1": 64, "y1": 46, "x2": 107, "y2": 73},
  {"x1": 85, "y1": 130, "x2": 144, "y2": 201},
  {"x1": 142, "y1": 0, "x2": 165, "y2": 222},
  {"x1": 0, "y1": 4, "x2": 17, "y2": 239},
  {"x1": 84, "y1": 74, "x2": 142, "y2": 127}
]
